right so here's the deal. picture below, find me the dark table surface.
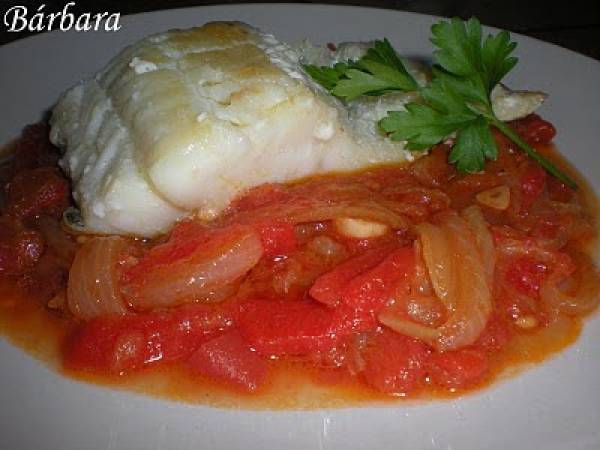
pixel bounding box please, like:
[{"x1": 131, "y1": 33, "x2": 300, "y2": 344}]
[{"x1": 1, "y1": 0, "x2": 599, "y2": 60}]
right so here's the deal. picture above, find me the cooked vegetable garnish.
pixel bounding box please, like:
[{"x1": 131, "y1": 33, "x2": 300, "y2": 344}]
[{"x1": 305, "y1": 17, "x2": 577, "y2": 188}]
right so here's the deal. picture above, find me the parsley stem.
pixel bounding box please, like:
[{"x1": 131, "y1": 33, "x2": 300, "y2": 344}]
[{"x1": 492, "y1": 119, "x2": 577, "y2": 189}]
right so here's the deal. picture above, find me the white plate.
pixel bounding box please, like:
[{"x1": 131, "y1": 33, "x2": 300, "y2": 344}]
[{"x1": 1, "y1": 4, "x2": 599, "y2": 450}]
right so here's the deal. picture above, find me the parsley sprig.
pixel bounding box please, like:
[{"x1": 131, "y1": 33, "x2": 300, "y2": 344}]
[
  {"x1": 304, "y1": 17, "x2": 576, "y2": 188},
  {"x1": 304, "y1": 39, "x2": 419, "y2": 101}
]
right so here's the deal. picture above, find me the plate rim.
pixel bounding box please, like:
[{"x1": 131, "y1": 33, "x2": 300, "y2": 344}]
[
  {"x1": 1, "y1": 2, "x2": 599, "y2": 67},
  {"x1": 0, "y1": 4, "x2": 599, "y2": 450}
]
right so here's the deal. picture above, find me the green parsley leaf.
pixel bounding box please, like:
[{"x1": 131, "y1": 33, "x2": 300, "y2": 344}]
[
  {"x1": 332, "y1": 62, "x2": 415, "y2": 100},
  {"x1": 428, "y1": 68, "x2": 489, "y2": 113},
  {"x1": 482, "y1": 31, "x2": 518, "y2": 92},
  {"x1": 380, "y1": 75, "x2": 494, "y2": 171},
  {"x1": 383, "y1": 17, "x2": 507, "y2": 171},
  {"x1": 303, "y1": 62, "x2": 352, "y2": 91},
  {"x1": 305, "y1": 18, "x2": 576, "y2": 187},
  {"x1": 363, "y1": 39, "x2": 418, "y2": 86},
  {"x1": 303, "y1": 39, "x2": 418, "y2": 100},
  {"x1": 431, "y1": 17, "x2": 483, "y2": 79},
  {"x1": 431, "y1": 17, "x2": 518, "y2": 96},
  {"x1": 380, "y1": 102, "x2": 476, "y2": 151},
  {"x1": 449, "y1": 116, "x2": 496, "y2": 172}
]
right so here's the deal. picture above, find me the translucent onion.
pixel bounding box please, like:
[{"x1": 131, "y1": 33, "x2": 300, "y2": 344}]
[
  {"x1": 415, "y1": 222, "x2": 456, "y2": 310},
  {"x1": 295, "y1": 202, "x2": 406, "y2": 229},
  {"x1": 224, "y1": 198, "x2": 408, "y2": 230},
  {"x1": 496, "y1": 236, "x2": 559, "y2": 261},
  {"x1": 411, "y1": 240, "x2": 433, "y2": 296},
  {"x1": 405, "y1": 295, "x2": 447, "y2": 327},
  {"x1": 378, "y1": 294, "x2": 446, "y2": 342},
  {"x1": 123, "y1": 226, "x2": 263, "y2": 311},
  {"x1": 524, "y1": 202, "x2": 593, "y2": 251},
  {"x1": 381, "y1": 185, "x2": 451, "y2": 219},
  {"x1": 67, "y1": 237, "x2": 128, "y2": 320},
  {"x1": 435, "y1": 214, "x2": 492, "y2": 351},
  {"x1": 378, "y1": 309, "x2": 441, "y2": 342},
  {"x1": 461, "y1": 206, "x2": 496, "y2": 285},
  {"x1": 191, "y1": 283, "x2": 241, "y2": 304},
  {"x1": 389, "y1": 213, "x2": 494, "y2": 350},
  {"x1": 541, "y1": 254, "x2": 600, "y2": 316}
]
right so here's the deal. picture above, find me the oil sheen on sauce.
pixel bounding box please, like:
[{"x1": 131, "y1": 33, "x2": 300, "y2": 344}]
[{"x1": 0, "y1": 143, "x2": 597, "y2": 410}]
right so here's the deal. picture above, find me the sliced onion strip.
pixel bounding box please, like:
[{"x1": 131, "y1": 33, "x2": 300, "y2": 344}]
[
  {"x1": 461, "y1": 205, "x2": 496, "y2": 285},
  {"x1": 415, "y1": 222, "x2": 456, "y2": 310},
  {"x1": 409, "y1": 212, "x2": 494, "y2": 351},
  {"x1": 67, "y1": 237, "x2": 128, "y2": 320},
  {"x1": 541, "y1": 254, "x2": 600, "y2": 316},
  {"x1": 222, "y1": 184, "x2": 409, "y2": 231},
  {"x1": 378, "y1": 309, "x2": 441, "y2": 342},
  {"x1": 434, "y1": 214, "x2": 492, "y2": 351},
  {"x1": 411, "y1": 239, "x2": 433, "y2": 296},
  {"x1": 123, "y1": 225, "x2": 263, "y2": 311}
]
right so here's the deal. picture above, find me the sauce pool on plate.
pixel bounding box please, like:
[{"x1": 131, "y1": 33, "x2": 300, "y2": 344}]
[{"x1": 0, "y1": 117, "x2": 598, "y2": 409}]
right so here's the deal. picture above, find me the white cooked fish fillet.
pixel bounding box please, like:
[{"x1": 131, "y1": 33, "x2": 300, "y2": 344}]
[{"x1": 51, "y1": 22, "x2": 546, "y2": 237}]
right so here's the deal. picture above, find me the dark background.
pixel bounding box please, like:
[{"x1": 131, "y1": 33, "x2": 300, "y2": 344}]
[{"x1": 1, "y1": 0, "x2": 599, "y2": 60}]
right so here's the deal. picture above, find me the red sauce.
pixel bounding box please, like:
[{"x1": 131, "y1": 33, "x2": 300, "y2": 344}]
[{"x1": 0, "y1": 118, "x2": 598, "y2": 409}]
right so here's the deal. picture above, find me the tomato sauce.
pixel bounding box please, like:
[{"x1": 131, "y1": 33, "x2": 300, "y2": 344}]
[
  {"x1": 0, "y1": 118, "x2": 598, "y2": 409},
  {"x1": 0, "y1": 275, "x2": 583, "y2": 409}
]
